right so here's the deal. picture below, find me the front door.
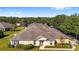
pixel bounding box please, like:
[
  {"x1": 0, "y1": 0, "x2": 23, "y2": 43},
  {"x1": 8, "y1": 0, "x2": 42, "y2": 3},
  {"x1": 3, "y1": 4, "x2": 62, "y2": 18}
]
[{"x1": 40, "y1": 40, "x2": 44, "y2": 46}]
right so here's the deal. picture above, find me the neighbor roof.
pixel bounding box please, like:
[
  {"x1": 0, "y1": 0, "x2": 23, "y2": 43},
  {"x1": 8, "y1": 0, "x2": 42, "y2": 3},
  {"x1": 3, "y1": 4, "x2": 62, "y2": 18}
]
[
  {"x1": 0, "y1": 22, "x2": 13, "y2": 29},
  {"x1": 12, "y1": 23, "x2": 70, "y2": 41}
]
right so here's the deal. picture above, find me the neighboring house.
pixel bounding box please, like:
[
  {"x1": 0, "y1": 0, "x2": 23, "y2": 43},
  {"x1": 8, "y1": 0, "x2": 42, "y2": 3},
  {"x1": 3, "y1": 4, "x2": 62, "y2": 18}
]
[
  {"x1": 0, "y1": 22, "x2": 14, "y2": 31},
  {"x1": 16, "y1": 23, "x2": 21, "y2": 27},
  {"x1": 11, "y1": 23, "x2": 70, "y2": 46}
]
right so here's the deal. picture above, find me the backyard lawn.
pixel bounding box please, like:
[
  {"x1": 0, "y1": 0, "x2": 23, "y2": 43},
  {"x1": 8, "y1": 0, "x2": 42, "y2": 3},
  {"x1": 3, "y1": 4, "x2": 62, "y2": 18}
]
[{"x1": 0, "y1": 26, "x2": 25, "y2": 51}]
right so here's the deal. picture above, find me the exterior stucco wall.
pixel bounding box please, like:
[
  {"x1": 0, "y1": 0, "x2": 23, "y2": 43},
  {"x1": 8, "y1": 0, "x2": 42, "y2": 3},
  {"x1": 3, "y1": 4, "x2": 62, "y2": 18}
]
[
  {"x1": 11, "y1": 40, "x2": 40, "y2": 46},
  {"x1": 43, "y1": 41, "x2": 54, "y2": 46},
  {"x1": 56, "y1": 39, "x2": 70, "y2": 44},
  {"x1": 11, "y1": 40, "x2": 55, "y2": 46},
  {"x1": 11, "y1": 41, "x2": 14, "y2": 45},
  {"x1": 19, "y1": 41, "x2": 40, "y2": 46},
  {"x1": 35, "y1": 41, "x2": 40, "y2": 46},
  {"x1": 64, "y1": 39, "x2": 70, "y2": 43},
  {"x1": 19, "y1": 41, "x2": 34, "y2": 45},
  {"x1": 10, "y1": 40, "x2": 19, "y2": 46}
]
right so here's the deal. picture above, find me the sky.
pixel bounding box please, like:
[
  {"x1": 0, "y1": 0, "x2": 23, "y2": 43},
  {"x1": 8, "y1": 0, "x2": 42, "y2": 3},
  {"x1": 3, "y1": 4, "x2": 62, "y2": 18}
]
[{"x1": 0, "y1": 7, "x2": 79, "y2": 17}]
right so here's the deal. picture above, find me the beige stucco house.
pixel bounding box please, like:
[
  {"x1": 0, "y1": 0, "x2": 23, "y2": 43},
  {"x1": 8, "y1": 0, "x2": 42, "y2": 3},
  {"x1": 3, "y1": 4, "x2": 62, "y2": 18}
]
[{"x1": 11, "y1": 23, "x2": 70, "y2": 46}]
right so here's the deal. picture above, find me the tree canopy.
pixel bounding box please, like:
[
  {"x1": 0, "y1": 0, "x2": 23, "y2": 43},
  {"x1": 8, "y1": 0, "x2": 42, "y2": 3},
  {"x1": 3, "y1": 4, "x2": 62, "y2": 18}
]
[{"x1": 0, "y1": 13, "x2": 79, "y2": 39}]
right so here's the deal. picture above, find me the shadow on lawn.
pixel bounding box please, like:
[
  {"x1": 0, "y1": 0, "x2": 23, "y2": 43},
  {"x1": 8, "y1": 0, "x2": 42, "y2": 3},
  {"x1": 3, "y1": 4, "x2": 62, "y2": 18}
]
[
  {"x1": 0, "y1": 34, "x2": 9, "y2": 39},
  {"x1": 14, "y1": 29, "x2": 21, "y2": 31}
]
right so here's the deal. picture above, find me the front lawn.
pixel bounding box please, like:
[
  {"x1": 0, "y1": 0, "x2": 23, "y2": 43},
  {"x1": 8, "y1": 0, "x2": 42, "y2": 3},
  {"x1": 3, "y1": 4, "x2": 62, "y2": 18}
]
[
  {"x1": 0, "y1": 26, "x2": 24, "y2": 50},
  {"x1": 75, "y1": 45, "x2": 79, "y2": 51},
  {"x1": 30, "y1": 46, "x2": 40, "y2": 51},
  {"x1": 45, "y1": 44, "x2": 72, "y2": 48},
  {"x1": 0, "y1": 48, "x2": 25, "y2": 51}
]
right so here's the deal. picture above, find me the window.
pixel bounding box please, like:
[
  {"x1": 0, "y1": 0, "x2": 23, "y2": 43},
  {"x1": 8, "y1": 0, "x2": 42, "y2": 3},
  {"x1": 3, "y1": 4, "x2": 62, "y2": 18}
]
[
  {"x1": 13, "y1": 40, "x2": 19, "y2": 46},
  {"x1": 50, "y1": 40, "x2": 52, "y2": 45},
  {"x1": 34, "y1": 40, "x2": 36, "y2": 45}
]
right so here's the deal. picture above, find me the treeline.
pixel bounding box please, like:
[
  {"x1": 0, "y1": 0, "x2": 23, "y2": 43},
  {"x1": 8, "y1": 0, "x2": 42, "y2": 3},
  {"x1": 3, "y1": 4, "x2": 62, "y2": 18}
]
[{"x1": 0, "y1": 13, "x2": 79, "y2": 39}]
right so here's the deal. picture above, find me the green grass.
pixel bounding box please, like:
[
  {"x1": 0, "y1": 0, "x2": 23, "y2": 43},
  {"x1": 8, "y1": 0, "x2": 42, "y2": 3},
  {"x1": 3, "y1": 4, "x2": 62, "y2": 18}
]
[
  {"x1": 30, "y1": 46, "x2": 40, "y2": 51},
  {"x1": 45, "y1": 44, "x2": 72, "y2": 48},
  {"x1": 75, "y1": 45, "x2": 79, "y2": 51},
  {"x1": 0, "y1": 26, "x2": 24, "y2": 50},
  {"x1": 0, "y1": 48, "x2": 25, "y2": 51}
]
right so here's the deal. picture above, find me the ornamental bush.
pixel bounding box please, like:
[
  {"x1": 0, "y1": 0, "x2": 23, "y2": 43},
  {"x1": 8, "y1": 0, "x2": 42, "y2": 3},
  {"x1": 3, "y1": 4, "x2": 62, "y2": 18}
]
[
  {"x1": 8, "y1": 43, "x2": 15, "y2": 48},
  {"x1": 24, "y1": 44, "x2": 34, "y2": 50},
  {"x1": 0, "y1": 30, "x2": 4, "y2": 38},
  {"x1": 16, "y1": 44, "x2": 24, "y2": 48},
  {"x1": 45, "y1": 44, "x2": 72, "y2": 48},
  {"x1": 16, "y1": 44, "x2": 34, "y2": 50}
]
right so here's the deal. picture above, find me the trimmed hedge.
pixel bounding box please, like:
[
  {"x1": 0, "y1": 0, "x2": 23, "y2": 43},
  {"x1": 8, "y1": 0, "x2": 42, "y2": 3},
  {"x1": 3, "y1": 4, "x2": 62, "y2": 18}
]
[
  {"x1": 25, "y1": 44, "x2": 34, "y2": 50},
  {"x1": 45, "y1": 44, "x2": 72, "y2": 48},
  {"x1": 16, "y1": 44, "x2": 34, "y2": 50},
  {"x1": 16, "y1": 44, "x2": 24, "y2": 48},
  {"x1": 8, "y1": 43, "x2": 15, "y2": 48}
]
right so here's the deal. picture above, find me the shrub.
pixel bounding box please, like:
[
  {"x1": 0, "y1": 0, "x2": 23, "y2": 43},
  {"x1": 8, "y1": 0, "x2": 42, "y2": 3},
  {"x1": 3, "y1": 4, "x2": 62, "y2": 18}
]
[
  {"x1": 0, "y1": 30, "x2": 4, "y2": 38},
  {"x1": 16, "y1": 44, "x2": 24, "y2": 48},
  {"x1": 45, "y1": 44, "x2": 72, "y2": 48},
  {"x1": 34, "y1": 46, "x2": 40, "y2": 48},
  {"x1": 16, "y1": 44, "x2": 34, "y2": 50},
  {"x1": 55, "y1": 44, "x2": 72, "y2": 48},
  {"x1": 24, "y1": 44, "x2": 34, "y2": 50},
  {"x1": 8, "y1": 43, "x2": 15, "y2": 48}
]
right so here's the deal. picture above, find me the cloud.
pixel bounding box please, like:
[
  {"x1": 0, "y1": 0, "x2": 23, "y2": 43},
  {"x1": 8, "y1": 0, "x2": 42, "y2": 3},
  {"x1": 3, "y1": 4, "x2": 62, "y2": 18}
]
[
  {"x1": 51, "y1": 7, "x2": 71, "y2": 10},
  {"x1": 65, "y1": 7, "x2": 71, "y2": 9},
  {"x1": 16, "y1": 12, "x2": 21, "y2": 14},
  {"x1": 55, "y1": 7, "x2": 65, "y2": 10},
  {"x1": 2, "y1": 11, "x2": 26, "y2": 17},
  {"x1": 10, "y1": 11, "x2": 21, "y2": 15}
]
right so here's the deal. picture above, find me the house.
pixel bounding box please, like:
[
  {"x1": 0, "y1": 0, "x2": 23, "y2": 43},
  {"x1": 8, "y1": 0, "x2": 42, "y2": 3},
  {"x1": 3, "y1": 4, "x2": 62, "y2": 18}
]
[
  {"x1": 0, "y1": 22, "x2": 14, "y2": 31},
  {"x1": 16, "y1": 23, "x2": 20, "y2": 26},
  {"x1": 11, "y1": 23, "x2": 70, "y2": 46}
]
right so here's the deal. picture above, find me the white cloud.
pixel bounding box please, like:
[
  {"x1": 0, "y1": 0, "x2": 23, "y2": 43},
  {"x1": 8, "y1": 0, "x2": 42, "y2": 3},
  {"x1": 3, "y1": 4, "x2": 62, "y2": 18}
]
[
  {"x1": 55, "y1": 7, "x2": 65, "y2": 10},
  {"x1": 65, "y1": 7, "x2": 71, "y2": 9},
  {"x1": 10, "y1": 11, "x2": 21, "y2": 15},
  {"x1": 7, "y1": 11, "x2": 25, "y2": 17},
  {"x1": 0, "y1": 11, "x2": 26, "y2": 17},
  {"x1": 51, "y1": 7, "x2": 71, "y2": 10},
  {"x1": 16, "y1": 12, "x2": 21, "y2": 14}
]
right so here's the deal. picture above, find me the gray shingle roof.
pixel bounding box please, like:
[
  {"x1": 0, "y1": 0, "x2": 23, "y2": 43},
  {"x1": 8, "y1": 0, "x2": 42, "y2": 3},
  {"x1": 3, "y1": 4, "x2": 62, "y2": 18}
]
[
  {"x1": 0, "y1": 22, "x2": 13, "y2": 29},
  {"x1": 12, "y1": 23, "x2": 70, "y2": 41}
]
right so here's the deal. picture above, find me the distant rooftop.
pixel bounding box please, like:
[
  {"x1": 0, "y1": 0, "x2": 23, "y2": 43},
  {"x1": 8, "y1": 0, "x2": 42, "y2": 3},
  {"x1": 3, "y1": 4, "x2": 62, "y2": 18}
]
[{"x1": 0, "y1": 22, "x2": 13, "y2": 28}]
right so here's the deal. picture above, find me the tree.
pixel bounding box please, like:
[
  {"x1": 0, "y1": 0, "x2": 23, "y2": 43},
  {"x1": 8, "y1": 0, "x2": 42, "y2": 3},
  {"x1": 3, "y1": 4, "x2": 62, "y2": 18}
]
[
  {"x1": 0, "y1": 13, "x2": 79, "y2": 40},
  {"x1": 0, "y1": 30, "x2": 4, "y2": 38},
  {"x1": 73, "y1": 26, "x2": 79, "y2": 39},
  {"x1": 60, "y1": 36, "x2": 64, "y2": 47}
]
